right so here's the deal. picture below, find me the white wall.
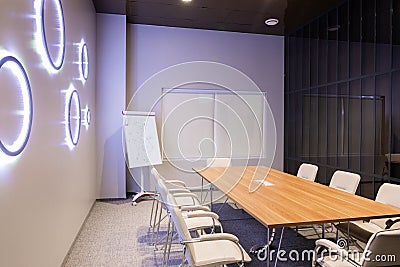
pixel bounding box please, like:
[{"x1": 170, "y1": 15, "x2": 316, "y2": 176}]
[
  {"x1": 0, "y1": 1, "x2": 97, "y2": 266},
  {"x1": 95, "y1": 14, "x2": 126, "y2": 199},
  {"x1": 126, "y1": 24, "x2": 284, "y2": 192}
]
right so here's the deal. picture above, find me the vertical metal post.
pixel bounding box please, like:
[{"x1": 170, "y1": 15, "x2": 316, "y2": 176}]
[{"x1": 267, "y1": 227, "x2": 270, "y2": 267}]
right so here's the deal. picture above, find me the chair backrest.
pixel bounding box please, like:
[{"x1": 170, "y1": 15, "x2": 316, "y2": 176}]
[
  {"x1": 371, "y1": 183, "x2": 400, "y2": 229},
  {"x1": 297, "y1": 163, "x2": 318, "y2": 182},
  {"x1": 156, "y1": 177, "x2": 169, "y2": 204},
  {"x1": 166, "y1": 195, "x2": 192, "y2": 241},
  {"x1": 375, "y1": 183, "x2": 400, "y2": 207},
  {"x1": 151, "y1": 167, "x2": 160, "y2": 189},
  {"x1": 361, "y1": 229, "x2": 400, "y2": 266},
  {"x1": 206, "y1": 157, "x2": 231, "y2": 167},
  {"x1": 151, "y1": 167, "x2": 159, "y2": 179},
  {"x1": 329, "y1": 170, "x2": 361, "y2": 194}
]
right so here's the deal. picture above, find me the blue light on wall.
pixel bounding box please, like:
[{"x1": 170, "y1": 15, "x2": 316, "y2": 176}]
[
  {"x1": 34, "y1": 0, "x2": 66, "y2": 73},
  {"x1": 86, "y1": 109, "x2": 91, "y2": 125},
  {"x1": 81, "y1": 106, "x2": 91, "y2": 130},
  {"x1": 80, "y1": 41, "x2": 89, "y2": 82},
  {"x1": 0, "y1": 53, "x2": 33, "y2": 158},
  {"x1": 64, "y1": 85, "x2": 81, "y2": 150}
]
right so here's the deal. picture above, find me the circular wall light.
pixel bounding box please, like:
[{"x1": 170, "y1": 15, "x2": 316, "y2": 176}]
[
  {"x1": 265, "y1": 18, "x2": 279, "y2": 26},
  {"x1": 86, "y1": 108, "x2": 91, "y2": 125},
  {"x1": 81, "y1": 106, "x2": 91, "y2": 130},
  {"x1": 0, "y1": 55, "x2": 33, "y2": 157},
  {"x1": 80, "y1": 42, "x2": 89, "y2": 81},
  {"x1": 64, "y1": 85, "x2": 81, "y2": 149},
  {"x1": 34, "y1": 0, "x2": 66, "y2": 72}
]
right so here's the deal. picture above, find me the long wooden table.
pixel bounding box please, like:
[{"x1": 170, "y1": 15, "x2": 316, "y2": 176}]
[{"x1": 193, "y1": 165, "x2": 400, "y2": 228}]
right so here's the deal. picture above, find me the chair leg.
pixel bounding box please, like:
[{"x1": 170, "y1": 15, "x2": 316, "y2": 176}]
[
  {"x1": 336, "y1": 228, "x2": 365, "y2": 251},
  {"x1": 311, "y1": 225, "x2": 323, "y2": 238},
  {"x1": 156, "y1": 205, "x2": 164, "y2": 235},
  {"x1": 166, "y1": 223, "x2": 174, "y2": 266},
  {"x1": 151, "y1": 200, "x2": 160, "y2": 243},
  {"x1": 181, "y1": 246, "x2": 186, "y2": 267},
  {"x1": 162, "y1": 215, "x2": 171, "y2": 267},
  {"x1": 149, "y1": 193, "x2": 157, "y2": 228},
  {"x1": 154, "y1": 210, "x2": 169, "y2": 249},
  {"x1": 154, "y1": 204, "x2": 164, "y2": 248}
]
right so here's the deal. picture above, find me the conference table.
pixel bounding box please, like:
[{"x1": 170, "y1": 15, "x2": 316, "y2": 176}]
[{"x1": 193, "y1": 165, "x2": 400, "y2": 266}]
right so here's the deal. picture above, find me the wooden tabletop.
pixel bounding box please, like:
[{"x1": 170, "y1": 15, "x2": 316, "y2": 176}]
[{"x1": 193, "y1": 166, "x2": 400, "y2": 228}]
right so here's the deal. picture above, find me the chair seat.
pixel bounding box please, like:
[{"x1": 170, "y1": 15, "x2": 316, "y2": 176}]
[
  {"x1": 184, "y1": 217, "x2": 222, "y2": 232},
  {"x1": 189, "y1": 239, "x2": 251, "y2": 267},
  {"x1": 335, "y1": 221, "x2": 382, "y2": 243},
  {"x1": 176, "y1": 196, "x2": 200, "y2": 206}
]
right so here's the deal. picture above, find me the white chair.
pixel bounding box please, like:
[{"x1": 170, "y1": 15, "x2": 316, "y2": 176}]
[
  {"x1": 329, "y1": 170, "x2": 361, "y2": 194},
  {"x1": 167, "y1": 193, "x2": 223, "y2": 235},
  {"x1": 297, "y1": 163, "x2": 318, "y2": 182},
  {"x1": 152, "y1": 168, "x2": 209, "y2": 246},
  {"x1": 149, "y1": 168, "x2": 189, "y2": 229},
  {"x1": 335, "y1": 183, "x2": 400, "y2": 245},
  {"x1": 313, "y1": 229, "x2": 400, "y2": 267},
  {"x1": 295, "y1": 163, "x2": 319, "y2": 234},
  {"x1": 160, "y1": 193, "x2": 223, "y2": 266},
  {"x1": 167, "y1": 203, "x2": 251, "y2": 267},
  {"x1": 316, "y1": 170, "x2": 360, "y2": 238}
]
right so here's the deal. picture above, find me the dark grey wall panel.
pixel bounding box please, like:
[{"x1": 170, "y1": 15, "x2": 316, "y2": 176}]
[{"x1": 285, "y1": 0, "x2": 400, "y2": 199}]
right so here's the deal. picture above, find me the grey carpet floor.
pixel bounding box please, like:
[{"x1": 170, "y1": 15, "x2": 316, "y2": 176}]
[
  {"x1": 63, "y1": 199, "x2": 363, "y2": 267},
  {"x1": 63, "y1": 199, "x2": 157, "y2": 267}
]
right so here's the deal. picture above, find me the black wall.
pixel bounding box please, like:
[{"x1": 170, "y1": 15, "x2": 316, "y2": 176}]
[{"x1": 285, "y1": 0, "x2": 400, "y2": 199}]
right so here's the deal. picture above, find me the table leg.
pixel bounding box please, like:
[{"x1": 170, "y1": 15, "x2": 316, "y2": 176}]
[
  {"x1": 347, "y1": 221, "x2": 350, "y2": 250},
  {"x1": 267, "y1": 227, "x2": 270, "y2": 267},
  {"x1": 200, "y1": 177, "x2": 204, "y2": 203},
  {"x1": 273, "y1": 227, "x2": 285, "y2": 267},
  {"x1": 210, "y1": 184, "x2": 213, "y2": 211}
]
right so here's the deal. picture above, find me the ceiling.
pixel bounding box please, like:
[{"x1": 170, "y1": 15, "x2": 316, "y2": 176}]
[{"x1": 92, "y1": 0, "x2": 343, "y2": 35}]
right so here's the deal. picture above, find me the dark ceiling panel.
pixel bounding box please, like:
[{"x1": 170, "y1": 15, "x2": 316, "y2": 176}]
[
  {"x1": 284, "y1": 0, "x2": 343, "y2": 34},
  {"x1": 93, "y1": 0, "x2": 344, "y2": 35},
  {"x1": 190, "y1": 7, "x2": 227, "y2": 23},
  {"x1": 93, "y1": 0, "x2": 126, "y2": 14}
]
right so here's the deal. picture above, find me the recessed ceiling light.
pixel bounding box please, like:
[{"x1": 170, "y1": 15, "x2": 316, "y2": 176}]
[
  {"x1": 182, "y1": 0, "x2": 192, "y2": 2},
  {"x1": 265, "y1": 18, "x2": 279, "y2": 26}
]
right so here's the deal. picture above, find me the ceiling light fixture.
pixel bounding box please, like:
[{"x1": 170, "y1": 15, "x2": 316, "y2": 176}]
[
  {"x1": 182, "y1": 0, "x2": 192, "y2": 2},
  {"x1": 265, "y1": 18, "x2": 279, "y2": 26}
]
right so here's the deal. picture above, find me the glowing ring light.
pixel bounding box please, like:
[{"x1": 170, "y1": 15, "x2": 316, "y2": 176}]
[
  {"x1": 80, "y1": 43, "x2": 89, "y2": 81},
  {"x1": 37, "y1": 0, "x2": 66, "y2": 71},
  {"x1": 80, "y1": 107, "x2": 91, "y2": 130},
  {"x1": 86, "y1": 108, "x2": 91, "y2": 125},
  {"x1": 0, "y1": 56, "x2": 33, "y2": 156},
  {"x1": 67, "y1": 90, "x2": 81, "y2": 147}
]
